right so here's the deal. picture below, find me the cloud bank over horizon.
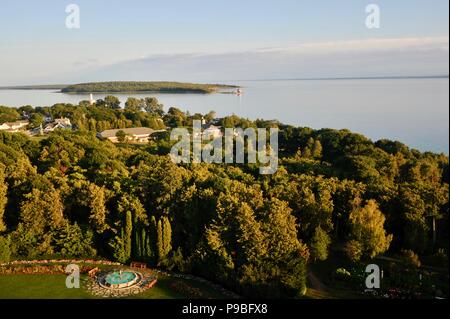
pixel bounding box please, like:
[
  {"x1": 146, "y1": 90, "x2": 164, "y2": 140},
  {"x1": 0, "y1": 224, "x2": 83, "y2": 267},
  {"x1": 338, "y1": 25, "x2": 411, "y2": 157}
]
[
  {"x1": 2, "y1": 37, "x2": 449, "y2": 85},
  {"x1": 41, "y1": 37, "x2": 450, "y2": 84}
]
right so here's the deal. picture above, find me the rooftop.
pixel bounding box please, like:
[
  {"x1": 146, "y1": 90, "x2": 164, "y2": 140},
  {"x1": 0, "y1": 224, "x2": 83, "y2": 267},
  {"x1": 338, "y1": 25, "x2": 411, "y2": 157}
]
[
  {"x1": 99, "y1": 127, "x2": 157, "y2": 138},
  {"x1": 1, "y1": 120, "x2": 29, "y2": 126}
]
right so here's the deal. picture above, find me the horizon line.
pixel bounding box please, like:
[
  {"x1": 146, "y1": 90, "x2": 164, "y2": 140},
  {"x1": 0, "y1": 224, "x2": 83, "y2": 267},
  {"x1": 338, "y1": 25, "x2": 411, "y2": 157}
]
[
  {"x1": 230, "y1": 74, "x2": 449, "y2": 82},
  {"x1": 1, "y1": 74, "x2": 448, "y2": 88}
]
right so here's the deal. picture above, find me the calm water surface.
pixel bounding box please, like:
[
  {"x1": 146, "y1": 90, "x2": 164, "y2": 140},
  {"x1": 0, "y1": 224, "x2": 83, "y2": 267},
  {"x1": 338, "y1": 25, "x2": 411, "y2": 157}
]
[{"x1": 0, "y1": 78, "x2": 448, "y2": 153}]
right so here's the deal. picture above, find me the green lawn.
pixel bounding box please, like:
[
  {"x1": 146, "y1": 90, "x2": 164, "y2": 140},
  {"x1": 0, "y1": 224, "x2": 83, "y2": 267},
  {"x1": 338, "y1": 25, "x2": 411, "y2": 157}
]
[
  {"x1": 29, "y1": 135, "x2": 48, "y2": 142},
  {"x1": 0, "y1": 275, "x2": 93, "y2": 299},
  {"x1": 0, "y1": 274, "x2": 230, "y2": 299}
]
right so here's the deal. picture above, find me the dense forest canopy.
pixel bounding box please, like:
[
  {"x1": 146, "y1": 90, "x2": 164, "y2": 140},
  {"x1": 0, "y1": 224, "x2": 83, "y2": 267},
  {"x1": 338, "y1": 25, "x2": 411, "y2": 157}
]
[
  {"x1": 60, "y1": 82, "x2": 238, "y2": 93},
  {"x1": 0, "y1": 97, "x2": 448, "y2": 298}
]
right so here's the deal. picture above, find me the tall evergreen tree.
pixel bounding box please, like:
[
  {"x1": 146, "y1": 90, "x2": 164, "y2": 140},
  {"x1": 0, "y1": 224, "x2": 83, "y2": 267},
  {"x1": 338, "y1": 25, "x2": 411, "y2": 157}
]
[
  {"x1": 124, "y1": 210, "x2": 133, "y2": 260},
  {"x1": 162, "y1": 216, "x2": 172, "y2": 258},
  {"x1": 88, "y1": 183, "x2": 108, "y2": 234},
  {"x1": 156, "y1": 216, "x2": 172, "y2": 264},
  {"x1": 310, "y1": 226, "x2": 331, "y2": 261}
]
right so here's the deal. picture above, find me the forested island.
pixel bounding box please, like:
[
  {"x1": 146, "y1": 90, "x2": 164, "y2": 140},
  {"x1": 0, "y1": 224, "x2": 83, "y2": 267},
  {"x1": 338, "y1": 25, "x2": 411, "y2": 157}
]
[
  {"x1": 60, "y1": 81, "x2": 238, "y2": 94},
  {"x1": 0, "y1": 97, "x2": 448, "y2": 299},
  {"x1": 0, "y1": 82, "x2": 238, "y2": 94}
]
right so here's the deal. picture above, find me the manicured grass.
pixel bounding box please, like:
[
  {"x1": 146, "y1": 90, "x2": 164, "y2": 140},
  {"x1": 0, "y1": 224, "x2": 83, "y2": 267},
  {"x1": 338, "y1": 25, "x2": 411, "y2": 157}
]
[
  {"x1": 0, "y1": 274, "x2": 230, "y2": 299},
  {"x1": 0, "y1": 274, "x2": 93, "y2": 299},
  {"x1": 29, "y1": 135, "x2": 48, "y2": 142}
]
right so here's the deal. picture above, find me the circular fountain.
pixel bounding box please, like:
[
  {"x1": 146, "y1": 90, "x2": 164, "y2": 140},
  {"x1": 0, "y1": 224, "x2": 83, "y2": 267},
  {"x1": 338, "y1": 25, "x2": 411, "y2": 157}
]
[{"x1": 98, "y1": 269, "x2": 143, "y2": 289}]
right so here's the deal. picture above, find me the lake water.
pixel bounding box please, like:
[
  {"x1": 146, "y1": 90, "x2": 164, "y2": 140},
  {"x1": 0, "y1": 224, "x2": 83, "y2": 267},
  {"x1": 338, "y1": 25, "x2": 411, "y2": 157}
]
[{"x1": 0, "y1": 78, "x2": 448, "y2": 153}]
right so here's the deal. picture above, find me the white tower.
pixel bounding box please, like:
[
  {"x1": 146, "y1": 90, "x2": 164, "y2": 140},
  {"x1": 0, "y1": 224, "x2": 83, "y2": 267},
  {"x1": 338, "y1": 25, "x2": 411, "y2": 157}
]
[{"x1": 89, "y1": 94, "x2": 95, "y2": 106}]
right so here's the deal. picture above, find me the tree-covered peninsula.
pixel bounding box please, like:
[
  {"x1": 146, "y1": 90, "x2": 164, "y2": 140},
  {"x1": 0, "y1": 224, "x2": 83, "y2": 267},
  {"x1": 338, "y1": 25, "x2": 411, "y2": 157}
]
[{"x1": 60, "y1": 81, "x2": 238, "y2": 94}]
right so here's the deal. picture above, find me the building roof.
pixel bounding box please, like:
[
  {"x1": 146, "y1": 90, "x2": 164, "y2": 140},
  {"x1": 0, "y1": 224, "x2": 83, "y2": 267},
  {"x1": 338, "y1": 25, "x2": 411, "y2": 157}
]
[
  {"x1": 99, "y1": 127, "x2": 157, "y2": 138},
  {"x1": 54, "y1": 118, "x2": 71, "y2": 125},
  {"x1": 2, "y1": 120, "x2": 29, "y2": 126},
  {"x1": 0, "y1": 120, "x2": 29, "y2": 130},
  {"x1": 202, "y1": 123, "x2": 221, "y2": 130},
  {"x1": 44, "y1": 122, "x2": 71, "y2": 131}
]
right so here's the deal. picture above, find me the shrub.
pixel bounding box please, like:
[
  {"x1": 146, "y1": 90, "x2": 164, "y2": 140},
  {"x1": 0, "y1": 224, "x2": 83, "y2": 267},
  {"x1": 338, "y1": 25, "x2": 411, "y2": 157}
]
[
  {"x1": 333, "y1": 268, "x2": 352, "y2": 281},
  {"x1": 169, "y1": 281, "x2": 205, "y2": 298},
  {"x1": 163, "y1": 247, "x2": 190, "y2": 272},
  {"x1": 0, "y1": 236, "x2": 11, "y2": 263},
  {"x1": 432, "y1": 249, "x2": 448, "y2": 267},
  {"x1": 344, "y1": 240, "x2": 363, "y2": 262},
  {"x1": 400, "y1": 250, "x2": 421, "y2": 268}
]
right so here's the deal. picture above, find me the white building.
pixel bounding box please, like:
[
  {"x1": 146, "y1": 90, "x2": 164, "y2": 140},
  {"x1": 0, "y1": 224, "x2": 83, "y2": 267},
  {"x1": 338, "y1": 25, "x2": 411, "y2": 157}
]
[
  {"x1": 54, "y1": 117, "x2": 72, "y2": 126},
  {"x1": 0, "y1": 120, "x2": 29, "y2": 132},
  {"x1": 43, "y1": 118, "x2": 72, "y2": 133},
  {"x1": 98, "y1": 127, "x2": 164, "y2": 143},
  {"x1": 201, "y1": 124, "x2": 222, "y2": 139}
]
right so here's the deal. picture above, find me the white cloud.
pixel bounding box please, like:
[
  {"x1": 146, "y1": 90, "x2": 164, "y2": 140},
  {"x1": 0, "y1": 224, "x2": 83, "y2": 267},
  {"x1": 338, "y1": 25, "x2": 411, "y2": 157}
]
[
  {"x1": 258, "y1": 37, "x2": 449, "y2": 53},
  {"x1": 1, "y1": 37, "x2": 448, "y2": 85},
  {"x1": 67, "y1": 36, "x2": 447, "y2": 82}
]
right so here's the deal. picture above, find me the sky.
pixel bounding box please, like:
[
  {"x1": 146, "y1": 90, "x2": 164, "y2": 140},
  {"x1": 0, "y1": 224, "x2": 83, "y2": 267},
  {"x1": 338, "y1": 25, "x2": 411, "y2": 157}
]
[{"x1": 0, "y1": 0, "x2": 448, "y2": 85}]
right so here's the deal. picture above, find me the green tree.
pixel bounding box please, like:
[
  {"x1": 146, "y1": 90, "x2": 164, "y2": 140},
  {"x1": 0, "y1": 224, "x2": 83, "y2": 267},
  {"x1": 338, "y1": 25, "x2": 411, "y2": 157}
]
[
  {"x1": 163, "y1": 217, "x2": 172, "y2": 257},
  {"x1": 19, "y1": 188, "x2": 65, "y2": 234},
  {"x1": 88, "y1": 184, "x2": 108, "y2": 234},
  {"x1": 54, "y1": 223, "x2": 97, "y2": 257},
  {"x1": 124, "y1": 210, "x2": 133, "y2": 260},
  {"x1": 104, "y1": 95, "x2": 121, "y2": 109},
  {"x1": 312, "y1": 140, "x2": 323, "y2": 159},
  {"x1": 262, "y1": 198, "x2": 309, "y2": 297},
  {"x1": 0, "y1": 106, "x2": 20, "y2": 123},
  {"x1": 204, "y1": 110, "x2": 216, "y2": 122},
  {"x1": 116, "y1": 130, "x2": 127, "y2": 143},
  {"x1": 125, "y1": 98, "x2": 144, "y2": 112},
  {"x1": 144, "y1": 97, "x2": 164, "y2": 115},
  {"x1": 95, "y1": 99, "x2": 106, "y2": 107},
  {"x1": 29, "y1": 113, "x2": 44, "y2": 129},
  {"x1": 164, "y1": 107, "x2": 186, "y2": 127},
  {"x1": 111, "y1": 229, "x2": 127, "y2": 263},
  {"x1": 146, "y1": 216, "x2": 157, "y2": 262},
  {"x1": 344, "y1": 239, "x2": 363, "y2": 262},
  {"x1": 157, "y1": 216, "x2": 172, "y2": 264},
  {"x1": 12, "y1": 188, "x2": 66, "y2": 257},
  {"x1": 310, "y1": 226, "x2": 331, "y2": 261},
  {"x1": 0, "y1": 235, "x2": 11, "y2": 262},
  {"x1": 0, "y1": 164, "x2": 7, "y2": 232},
  {"x1": 18, "y1": 105, "x2": 33, "y2": 115},
  {"x1": 347, "y1": 199, "x2": 393, "y2": 260},
  {"x1": 110, "y1": 210, "x2": 133, "y2": 263}
]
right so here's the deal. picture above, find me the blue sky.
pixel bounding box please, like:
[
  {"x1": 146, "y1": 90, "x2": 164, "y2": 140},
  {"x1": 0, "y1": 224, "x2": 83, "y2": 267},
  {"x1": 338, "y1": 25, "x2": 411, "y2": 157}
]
[{"x1": 0, "y1": 0, "x2": 448, "y2": 85}]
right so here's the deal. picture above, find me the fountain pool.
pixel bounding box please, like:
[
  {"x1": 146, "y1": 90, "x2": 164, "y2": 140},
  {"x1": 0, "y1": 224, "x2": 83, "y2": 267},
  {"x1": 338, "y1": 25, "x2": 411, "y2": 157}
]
[{"x1": 98, "y1": 270, "x2": 142, "y2": 289}]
